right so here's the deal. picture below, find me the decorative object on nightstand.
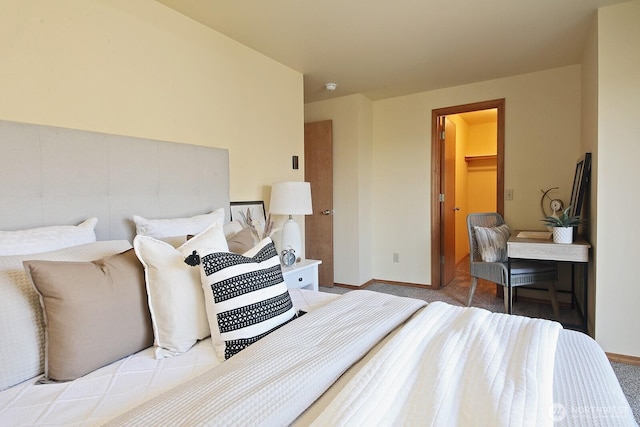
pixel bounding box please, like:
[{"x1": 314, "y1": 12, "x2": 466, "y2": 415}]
[
  {"x1": 281, "y1": 247, "x2": 296, "y2": 267},
  {"x1": 269, "y1": 181, "x2": 313, "y2": 259}
]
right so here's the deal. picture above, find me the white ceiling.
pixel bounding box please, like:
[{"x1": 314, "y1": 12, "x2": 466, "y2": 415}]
[
  {"x1": 458, "y1": 109, "x2": 497, "y2": 126},
  {"x1": 155, "y1": 0, "x2": 626, "y2": 103}
]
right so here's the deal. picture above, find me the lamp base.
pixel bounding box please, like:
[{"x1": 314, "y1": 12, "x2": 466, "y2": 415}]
[{"x1": 280, "y1": 217, "x2": 301, "y2": 260}]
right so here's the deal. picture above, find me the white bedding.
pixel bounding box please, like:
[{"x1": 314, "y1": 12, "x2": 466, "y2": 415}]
[
  {"x1": 105, "y1": 291, "x2": 427, "y2": 426},
  {"x1": 0, "y1": 240, "x2": 134, "y2": 392},
  {"x1": 0, "y1": 289, "x2": 635, "y2": 426},
  {"x1": 0, "y1": 289, "x2": 335, "y2": 426},
  {"x1": 0, "y1": 339, "x2": 217, "y2": 426},
  {"x1": 309, "y1": 301, "x2": 561, "y2": 427}
]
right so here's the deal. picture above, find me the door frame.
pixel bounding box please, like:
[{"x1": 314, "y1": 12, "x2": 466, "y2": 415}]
[{"x1": 430, "y1": 98, "x2": 505, "y2": 289}]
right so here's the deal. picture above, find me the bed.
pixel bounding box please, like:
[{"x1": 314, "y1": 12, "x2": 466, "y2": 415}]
[{"x1": 0, "y1": 119, "x2": 636, "y2": 426}]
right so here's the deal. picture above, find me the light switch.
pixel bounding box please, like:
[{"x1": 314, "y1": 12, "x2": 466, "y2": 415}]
[{"x1": 505, "y1": 189, "x2": 514, "y2": 201}]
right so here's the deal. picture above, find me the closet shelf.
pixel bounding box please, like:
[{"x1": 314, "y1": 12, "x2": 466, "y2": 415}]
[{"x1": 465, "y1": 154, "x2": 497, "y2": 162}]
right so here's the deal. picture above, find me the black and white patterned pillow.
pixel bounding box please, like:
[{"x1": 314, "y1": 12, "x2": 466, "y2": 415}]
[
  {"x1": 192, "y1": 237, "x2": 296, "y2": 361},
  {"x1": 473, "y1": 224, "x2": 511, "y2": 262}
]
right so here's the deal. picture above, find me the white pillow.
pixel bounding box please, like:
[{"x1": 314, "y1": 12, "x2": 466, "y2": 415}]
[
  {"x1": 133, "y1": 209, "x2": 225, "y2": 239},
  {"x1": 0, "y1": 218, "x2": 98, "y2": 256},
  {"x1": 133, "y1": 220, "x2": 229, "y2": 358},
  {"x1": 0, "y1": 240, "x2": 132, "y2": 391},
  {"x1": 195, "y1": 237, "x2": 296, "y2": 362}
]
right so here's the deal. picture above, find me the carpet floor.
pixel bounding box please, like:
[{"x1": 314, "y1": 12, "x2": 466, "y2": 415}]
[{"x1": 319, "y1": 260, "x2": 640, "y2": 423}]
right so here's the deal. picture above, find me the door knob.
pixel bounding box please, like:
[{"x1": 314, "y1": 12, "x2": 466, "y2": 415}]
[
  {"x1": 321, "y1": 210, "x2": 334, "y2": 215},
  {"x1": 453, "y1": 207, "x2": 460, "y2": 211}
]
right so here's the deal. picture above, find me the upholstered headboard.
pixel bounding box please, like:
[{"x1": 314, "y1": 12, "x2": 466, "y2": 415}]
[{"x1": 0, "y1": 119, "x2": 230, "y2": 241}]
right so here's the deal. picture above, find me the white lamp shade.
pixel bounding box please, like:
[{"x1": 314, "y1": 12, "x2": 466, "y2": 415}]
[
  {"x1": 270, "y1": 182, "x2": 312, "y2": 258},
  {"x1": 269, "y1": 182, "x2": 313, "y2": 215}
]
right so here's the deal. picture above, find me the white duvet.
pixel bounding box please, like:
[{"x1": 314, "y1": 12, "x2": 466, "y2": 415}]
[
  {"x1": 310, "y1": 301, "x2": 561, "y2": 427},
  {"x1": 2, "y1": 289, "x2": 635, "y2": 427},
  {"x1": 0, "y1": 289, "x2": 335, "y2": 426},
  {"x1": 107, "y1": 292, "x2": 562, "y2": 427},
  {"x1": 106, "y1": 290, "x2": 427, "y2": 426}
]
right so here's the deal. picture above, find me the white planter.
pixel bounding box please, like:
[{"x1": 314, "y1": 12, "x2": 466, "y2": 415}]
[{"x1": 553, "y1": 227, "x2": 573, "y2": 244}]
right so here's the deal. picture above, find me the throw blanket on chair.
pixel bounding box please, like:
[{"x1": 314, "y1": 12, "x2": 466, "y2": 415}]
[{"x1": 309, "y1": 301, "x2": 562, "y2": 427}]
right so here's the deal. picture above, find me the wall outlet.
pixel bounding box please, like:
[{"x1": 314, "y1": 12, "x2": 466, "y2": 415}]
[
  {"x1": 505, "y1": 188, "x2": 514, "y2": 201},
  {"x1": 393, "y1": 252, "x2": 400, "y2": 263}
]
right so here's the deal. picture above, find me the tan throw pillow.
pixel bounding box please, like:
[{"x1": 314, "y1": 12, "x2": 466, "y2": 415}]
[
  {"x1": 226, "y1": 227, "x2": 255, "y2": 254},
  {"x1": 187, "y1": 226, "x2": 255, "y2": 254},
  {"x1": 24, "y1": 249, "x2": 153, "y2": 382}
]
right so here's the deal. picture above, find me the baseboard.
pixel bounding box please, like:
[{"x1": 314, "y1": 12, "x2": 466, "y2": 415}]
[
  {"x1": 373, "y1": 279, "x2": 433, "y2": 288},
  {"x1": 607, "y1": 352, "x2": 640, "y2": 366},
  {"x1": 516, "y1": 295, "x2": 574, "y2": 309},
  {"x1": 333, "y1": 282, "x2": 368, "y2": 290},
  {"x1": 333, "y1": 279, "x2": 432, "y2": 289}
]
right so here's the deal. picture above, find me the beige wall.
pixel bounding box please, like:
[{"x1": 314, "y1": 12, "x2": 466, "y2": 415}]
[
  {"x1": 0, "y1": 0, "x2": 304, "y2": 208},
  {"x1": 371, "y1": 66, "x2": 581, "y2": 284},
  {"x1": 304, "y1": 95, "x2": 374, "y2": 286},
  {"x1": 592, "y1": 0, "x2": 640, "y2": 357}
]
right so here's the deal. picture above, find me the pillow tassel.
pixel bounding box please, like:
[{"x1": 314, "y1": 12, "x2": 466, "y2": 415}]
[{"x1": 184, "y1": 250, "x2": 201, "y2": 267}]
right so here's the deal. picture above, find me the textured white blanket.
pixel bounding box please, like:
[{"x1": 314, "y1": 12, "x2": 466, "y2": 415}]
[
  {"x1": 107, "y1": 293, "x2": 562, "y2": 427},
  {"x1": 310, "y1": 301, "x2": 562, "y2": 427},
  {"x1": 105, "y1": 290, "x2": 426, "y2": 426}
]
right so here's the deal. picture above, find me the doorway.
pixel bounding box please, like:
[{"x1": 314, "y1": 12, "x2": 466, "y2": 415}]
[{"x1": 430, "y1": 99, "x2": 505, "y2": 289}]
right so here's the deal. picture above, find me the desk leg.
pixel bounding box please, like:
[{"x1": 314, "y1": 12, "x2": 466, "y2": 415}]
[
  {"x1": 571, "y1": 263, "x2": 576, "y2": 309},
  {"x1": 583, "y1": 262, "x2": 588, "y2": 333},
  {"x1": 507, "y1": 258, "x2": 512, "y2": 314}
]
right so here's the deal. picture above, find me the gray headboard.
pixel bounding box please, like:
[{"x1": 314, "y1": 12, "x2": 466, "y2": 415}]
[{"x1": 0, "y1": 119, "x2": 230, "y2": 241}]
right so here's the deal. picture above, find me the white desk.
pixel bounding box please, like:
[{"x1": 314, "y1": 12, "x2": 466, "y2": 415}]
[{"x1": 507, "y1": 232, "x2": 591, "y2": 332}]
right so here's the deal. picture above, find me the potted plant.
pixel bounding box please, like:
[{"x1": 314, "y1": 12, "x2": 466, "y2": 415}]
[{"x1": 541, "y1": 206, "x2": 582, "y2": 244}]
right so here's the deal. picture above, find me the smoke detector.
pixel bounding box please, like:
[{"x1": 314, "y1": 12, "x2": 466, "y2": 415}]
[{"x1": 324, "y1": 82, "x2": 338, "y2": 91}]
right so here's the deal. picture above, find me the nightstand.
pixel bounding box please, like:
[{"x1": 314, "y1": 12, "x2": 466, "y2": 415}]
[{"x1": 281, "y1": 259, "x2": 322, "y2": 291}]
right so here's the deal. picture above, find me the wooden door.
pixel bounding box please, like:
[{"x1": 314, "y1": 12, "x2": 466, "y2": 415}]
[
  {"x1": 304, "y1": 120, "x2": 334, "y2": 287},
  {"x1": 441, "y1": 117, "x2": 457, "y2": 286}
]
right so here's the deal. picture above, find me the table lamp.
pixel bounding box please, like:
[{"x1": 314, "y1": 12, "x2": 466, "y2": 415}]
[{"x1": 269, "y1": 182, "x2": 313, "y2": 258}]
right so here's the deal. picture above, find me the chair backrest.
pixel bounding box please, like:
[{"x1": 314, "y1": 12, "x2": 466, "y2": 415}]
[{"x1": 467, "y1": 213, "x2": 505, "y2": 262}]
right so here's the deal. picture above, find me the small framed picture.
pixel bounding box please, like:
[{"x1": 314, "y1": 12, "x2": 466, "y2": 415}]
[{"x1": 230, "y1": 201, "x2": 266, "y2": 228}]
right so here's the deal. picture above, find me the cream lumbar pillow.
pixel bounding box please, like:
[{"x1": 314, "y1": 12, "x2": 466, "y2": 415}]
[
  {"x1": 133, "y1": 208, "x2": 225, "y2": 239},
  {"x1": 24, "y1": 249, "x2": 153, "y2": 382},
  {"x1": 134, "y1": 220, "x2": 229, "y2": 358},
  {"x1": 188, "y1": 237, "x2": 297, "y2": 362}
]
